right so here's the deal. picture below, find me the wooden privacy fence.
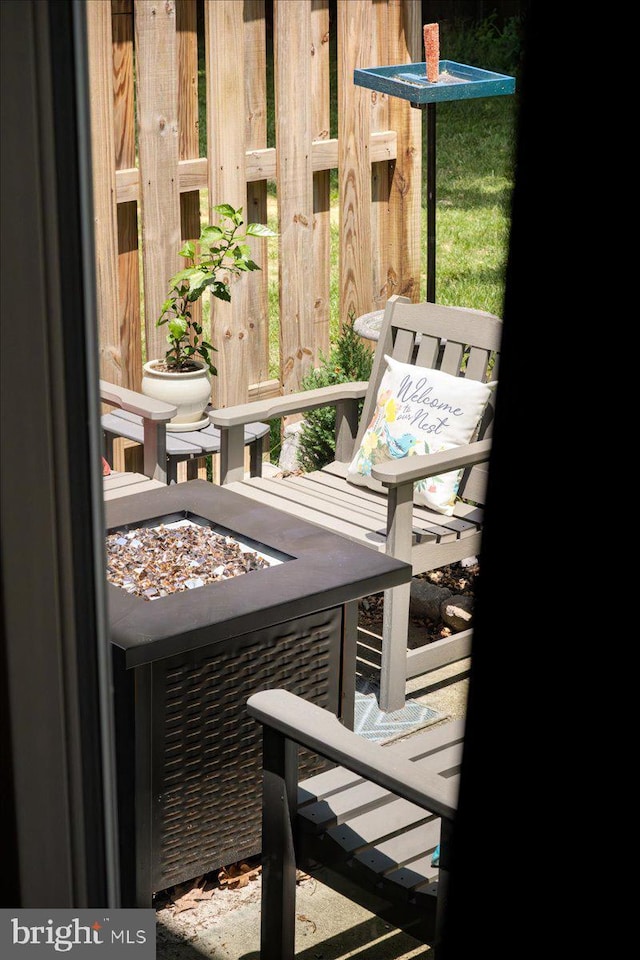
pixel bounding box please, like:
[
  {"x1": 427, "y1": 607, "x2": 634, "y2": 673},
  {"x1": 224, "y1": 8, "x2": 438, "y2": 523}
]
[{"x1": 88, "y1": 0, "x2": 422, "y2": 410}]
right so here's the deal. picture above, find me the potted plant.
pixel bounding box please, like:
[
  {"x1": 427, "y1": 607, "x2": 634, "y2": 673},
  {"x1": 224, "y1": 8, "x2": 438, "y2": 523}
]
[{"x1": 142, "y1": 203, "x2": 276, "y2": 430}]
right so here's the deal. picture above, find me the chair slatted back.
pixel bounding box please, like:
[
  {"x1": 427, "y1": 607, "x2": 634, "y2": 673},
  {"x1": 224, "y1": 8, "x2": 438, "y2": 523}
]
[{"x1": 354, "y1": 295, "x2": 503, "y2": 508}]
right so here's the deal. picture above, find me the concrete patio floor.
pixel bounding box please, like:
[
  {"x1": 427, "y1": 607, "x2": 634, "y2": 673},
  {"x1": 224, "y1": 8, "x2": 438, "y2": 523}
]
[{"x1": 154, "y1": 660, "x2": 469, "y2": 960}]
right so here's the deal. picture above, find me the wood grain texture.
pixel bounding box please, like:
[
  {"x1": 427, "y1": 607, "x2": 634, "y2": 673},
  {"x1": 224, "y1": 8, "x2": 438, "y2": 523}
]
[
  {"x1": 387, "y1": 0, "x2": 422, "y2": 302},
  {"x1": 244, "y1": 0, "x2": 270, "y2": 388},
  {"x1": 176, "y1": 0, "x2": 199, "y2": 164},
  {"x1": 275, "y1": 0, "x2": 314, "y2": 395},
  {"x1": 87, "y1": 0, "x2": 121, "y2": 384},
  {"x1": 206, "y1": 0, "x2": 250, "y2": 406},
  {"x1": 311, "y1": 0, "x2": 331, "y2": 355},
  {"x1": 112, "y1": 0, "x2": 136, "y2": 169},
  {"x1": 176, "y1": 0, "x2": 202, "y2": 364},
  {"x1": 338, "y1": 0, "x2": 373, "y2": 324},
  {"x1": 115, "y1": 203, "x2": 142, "y2": 387},
  {"x1": 135, "y1": 0, "x2": 182, "y2": 362},
  {"x1": 104, "y1": 472, "x2": 166, "y2": 500},
  {"x1": 112, "y1": 0, "x2": 141, "y2": 388},
  {"x1": 114, "y1": 131, "x2": 398, "y2": 200},
  {"x1": 370, "y1": 0, "x2": 391, "y2": 311}
]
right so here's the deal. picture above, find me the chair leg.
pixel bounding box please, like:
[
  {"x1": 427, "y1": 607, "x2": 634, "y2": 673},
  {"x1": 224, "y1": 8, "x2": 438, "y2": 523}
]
[
  {"x1": 434, "y1": 816, "x2": 453, "y2": 957},
  {"x1": 104, "y1": 429, "x2": 115, "y2": 467},
  {"x1": 260, "y1": 727, "x2": 298, "y2": 960},
  {"x1": 379, "y1": 580, "x2": 411, "y2": 712},
  {"x1": 220, "y1": 424, "x2": 246, "y2": 484},
  {"x1": 250, "y1": 434, "x2": 264, "y2": 478},
  {"x1": 142, "y1": 418, "x2": 168, "y2": 483},
  {"x1": 339, "y1": 601, "x2": 358, "y2": 730},
  {"x1": 379, "y1": 484, "x2": 413, "y2": 712}
]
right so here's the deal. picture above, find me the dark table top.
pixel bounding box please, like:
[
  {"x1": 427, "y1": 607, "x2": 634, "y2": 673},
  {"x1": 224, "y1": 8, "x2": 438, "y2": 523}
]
[{"x1": 106, "y1": 480, "x2": 411, "y2": 668}]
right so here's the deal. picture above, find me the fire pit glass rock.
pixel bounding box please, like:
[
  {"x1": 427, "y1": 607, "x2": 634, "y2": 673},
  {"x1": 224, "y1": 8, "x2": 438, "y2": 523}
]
[{"x1": 106, "y1": 518, "x2": 287, "y2": 599}]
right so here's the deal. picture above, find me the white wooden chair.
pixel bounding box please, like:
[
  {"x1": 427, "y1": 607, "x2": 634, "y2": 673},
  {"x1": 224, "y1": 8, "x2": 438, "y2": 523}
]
[
  {"x1": 100, "y1": 381, "x2": 176, "y2": 501},
  {"x1": 209, "y1": 296, "x2": 502, "y2": 711}
]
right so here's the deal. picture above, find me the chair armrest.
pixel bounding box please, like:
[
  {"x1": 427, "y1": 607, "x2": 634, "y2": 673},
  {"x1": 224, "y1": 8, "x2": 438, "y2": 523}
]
[
  {"x1": 247, "y1": 689, "x2": 458, "y2": 821},
  {"x1": 99, "y1": 380, "x2": 177, "y2": 421},
  {"x1": 99, "y1": 380, "x2": 175, "y2": 483},
  {"x1": 209, "y1": 382, "x2": 369, "y2": 483},
  {"x1": 208, "y1": 381, "x2": 369, "y2": 428},
  {"x1": 371, "y1": 438, "x2": 492, "y2": 487}
]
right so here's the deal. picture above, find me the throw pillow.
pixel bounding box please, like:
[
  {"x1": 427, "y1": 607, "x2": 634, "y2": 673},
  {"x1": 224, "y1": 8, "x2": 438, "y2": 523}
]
[{"x1": 346, "y1": 355, "x2": 495, "y2": 515}]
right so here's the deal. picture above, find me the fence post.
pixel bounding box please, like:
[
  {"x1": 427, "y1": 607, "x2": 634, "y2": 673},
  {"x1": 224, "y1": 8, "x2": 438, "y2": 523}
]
[
  {"x1": 87, "y1": 1, "x2": 121, "y2": 385},
  {"x1": 370, "y1": 0, "x2": 391, "y2": 312},
  {"x1": 135, "y1": 0, "x2": 182, "y2": 363},
  {"x1": 311, "y1": 0, "x2": 331, "y2": 357},
  {"x1": 387, "y1": 0, "x2": 422, "y2": 302},
  {"x1": 112, "y1": 0, "x2": 142, "y2": 391},
  {"x1": 275, "y1": 0, "x2": 315, "y2": 396},
  {"x1": 338, "y1": 0, "x2": 373, "y2": 326},
  {"x1": 206, "y1": 1, "x2": 252, "y2": 407},
  {"x1": 245, "y1": 0, "x2": 271, "y2": 392}
]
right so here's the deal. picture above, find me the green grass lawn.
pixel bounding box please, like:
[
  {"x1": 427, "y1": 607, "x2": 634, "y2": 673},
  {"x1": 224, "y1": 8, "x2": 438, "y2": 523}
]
[{"x1": 426, "y1": 93, "x2": 518, "y2": 314}]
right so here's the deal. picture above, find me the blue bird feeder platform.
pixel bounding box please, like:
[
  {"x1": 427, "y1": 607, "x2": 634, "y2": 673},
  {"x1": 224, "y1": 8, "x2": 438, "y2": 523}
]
[{"x1": 354, "y1": 60, "x2": 515, "y2": 106}]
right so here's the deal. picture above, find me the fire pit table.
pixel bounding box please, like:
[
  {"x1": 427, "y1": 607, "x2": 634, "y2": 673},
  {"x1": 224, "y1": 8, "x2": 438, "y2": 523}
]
[{"x1": 105, "y1": 480, "x2": 410, "y2": 905}]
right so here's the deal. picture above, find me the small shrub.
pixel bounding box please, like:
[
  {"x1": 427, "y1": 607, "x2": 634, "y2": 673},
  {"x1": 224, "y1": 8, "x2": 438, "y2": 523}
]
[{"x1": 297, "y1": 315, "x2": 374, "y2": 472}]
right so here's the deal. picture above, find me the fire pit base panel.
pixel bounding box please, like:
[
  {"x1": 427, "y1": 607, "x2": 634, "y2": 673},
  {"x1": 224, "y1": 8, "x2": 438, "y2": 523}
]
[{"x1": 113, "y1": 606, "x2": 341, "y2": 904}]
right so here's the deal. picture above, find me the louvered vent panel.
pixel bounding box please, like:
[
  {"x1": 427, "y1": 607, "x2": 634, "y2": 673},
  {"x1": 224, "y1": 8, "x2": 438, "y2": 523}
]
[{"x1": 150, "y1": 608, "x2": 341, "y2": 890}]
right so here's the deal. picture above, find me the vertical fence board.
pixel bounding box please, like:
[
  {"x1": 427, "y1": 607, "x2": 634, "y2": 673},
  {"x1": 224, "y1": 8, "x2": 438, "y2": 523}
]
[
  {"x1": 275, "y1": 0, "x2": 314, "y2": 394},
  {"x1": 177, "y1": 0, "x2": 207, "y2": 479},
  {"x1": 177, "y1": 0, "x2": 202, "y2": 352},
  {"x1": 135, "y1": 0, "x2": 181, "y2": 363},
  {"x1": 387, "y1": 0, "x2": 422, "y2": 301},
  {"x1": 177, "y1": 0, "x2": 201, "y2": 244},
  {"x1": 87, "y1": 1, "x2": 121, "y2": 384},
  {"x1": 112, "y1": 0, "x2": 141, "y2": 390},
  {"x1": 370, "y1": 0, "x2": 391, "y2": 311},
  {"x1": 244, "y1": 0, "x2": 270, "y2": 390},
  {"x1": 311, "y1": 0, "x2": 331, "y2": 355},
  {"x1": 176, "y1": 0, "x2": 199, "y2": 169},
  {"x1": 206, "y1": 1, "x2": 251, "y2": 407},
  {"x1": 338, "y1": 0, "x2": 373, "y2": 325}
]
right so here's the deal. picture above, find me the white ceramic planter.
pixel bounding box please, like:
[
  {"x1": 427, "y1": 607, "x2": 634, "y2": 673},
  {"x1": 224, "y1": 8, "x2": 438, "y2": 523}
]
[{"x1": 141, "y1": 360, "x2": 212, "y2": 431}]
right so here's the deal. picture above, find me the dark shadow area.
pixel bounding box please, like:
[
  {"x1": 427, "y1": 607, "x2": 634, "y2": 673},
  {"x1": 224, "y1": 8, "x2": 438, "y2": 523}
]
[
  {"x1": 437, "y1": 5, "x2": 562, "y2": 955},
  {"x1": 409, "y1": 667, "x2": 471, "y2": 698}
]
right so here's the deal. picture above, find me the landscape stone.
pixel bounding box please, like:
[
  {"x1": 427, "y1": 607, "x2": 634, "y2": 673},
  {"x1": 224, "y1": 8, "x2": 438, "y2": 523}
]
[{"x1": 410, "y1": 579, "x2": 452, "y2": 621}]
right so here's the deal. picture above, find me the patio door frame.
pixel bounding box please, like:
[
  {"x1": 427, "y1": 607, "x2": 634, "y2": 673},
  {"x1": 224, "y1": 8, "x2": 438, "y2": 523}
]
[{"x1": 1, "y1": 0, "x2": 119, "y2": 907}]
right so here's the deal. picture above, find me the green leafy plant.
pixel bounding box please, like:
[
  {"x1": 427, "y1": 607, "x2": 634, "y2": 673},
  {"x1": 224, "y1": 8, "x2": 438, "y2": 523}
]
[
  {"x1": 157, "y1": 203, "x2": 276, "y2": 375},
  {"x1": 297, "y1": 314, "x2": 374, "y2": 472}
]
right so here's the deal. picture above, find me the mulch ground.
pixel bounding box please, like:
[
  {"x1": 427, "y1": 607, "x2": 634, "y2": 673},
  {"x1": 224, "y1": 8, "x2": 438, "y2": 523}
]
[{"x1": 358, "y1": 559, "x2": 480, "y2": 649}]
